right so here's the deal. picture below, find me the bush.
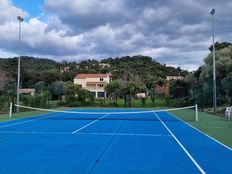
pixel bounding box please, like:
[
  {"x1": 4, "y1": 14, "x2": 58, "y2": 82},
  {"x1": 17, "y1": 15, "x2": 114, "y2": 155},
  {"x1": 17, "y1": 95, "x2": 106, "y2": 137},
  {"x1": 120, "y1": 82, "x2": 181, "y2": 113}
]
[
  {"x1": 140, "y1": 97, "x2": 147, "y2": 107},
  {"x1": 21, "y1": 91, "x2": 51, "y2": 108}
]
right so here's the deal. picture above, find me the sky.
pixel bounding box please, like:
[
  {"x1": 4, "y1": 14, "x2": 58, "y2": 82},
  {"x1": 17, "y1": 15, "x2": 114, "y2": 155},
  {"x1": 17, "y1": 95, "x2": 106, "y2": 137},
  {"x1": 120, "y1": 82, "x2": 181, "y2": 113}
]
[{"x1": 0, "y1": 0, "x2": 232, "y2": 71}]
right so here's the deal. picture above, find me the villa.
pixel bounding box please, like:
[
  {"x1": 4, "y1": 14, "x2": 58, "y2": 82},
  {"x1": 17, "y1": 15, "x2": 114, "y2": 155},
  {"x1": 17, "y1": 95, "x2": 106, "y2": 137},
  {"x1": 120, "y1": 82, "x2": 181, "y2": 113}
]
[{"x1": 74, "y1": 73, "x2": 112, "y2": 98}]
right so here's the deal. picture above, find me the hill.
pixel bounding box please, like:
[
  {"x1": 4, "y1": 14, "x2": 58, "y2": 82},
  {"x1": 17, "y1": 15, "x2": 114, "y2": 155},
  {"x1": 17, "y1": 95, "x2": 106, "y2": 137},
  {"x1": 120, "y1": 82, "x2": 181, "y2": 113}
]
[
  {"x1": 101, "y1": 55, "x2": 188, "y2": 83},
  {"x1": 0, "y1": 55, "x2": 188, "y2": 88}
]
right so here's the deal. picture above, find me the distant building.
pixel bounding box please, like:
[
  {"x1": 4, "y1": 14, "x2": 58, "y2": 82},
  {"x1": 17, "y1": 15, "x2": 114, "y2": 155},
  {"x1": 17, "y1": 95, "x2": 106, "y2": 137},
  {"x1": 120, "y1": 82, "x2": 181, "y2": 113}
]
[
  {"x1": 74, "y1": 73, "x2": 112, "y2": 98},
  {"x1": 166, "y1": 76, "x2": 184, "y2": 81},
  {"x1": 99, "y1": 63, "x2": 111, "y2": 69},
  {"x1": 60, "y1": 66, "x2": 70, "y2": 73},
  {"x1": 19, "y1": 88, "x2": 35, "y2": 96},
  {"x1": 136, "y1": 93, "x2": 146, "y2": 98}
]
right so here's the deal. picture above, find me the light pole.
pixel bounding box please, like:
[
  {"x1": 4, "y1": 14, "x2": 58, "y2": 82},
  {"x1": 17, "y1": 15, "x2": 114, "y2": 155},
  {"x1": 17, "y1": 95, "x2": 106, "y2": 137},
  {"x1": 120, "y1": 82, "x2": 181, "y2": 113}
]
[
  {"x1": 16, "y1": 16, "x2": 24, "y2": 112},
  {"x1": 210, "y1": 9, "x2": 217, "y2": 115}
]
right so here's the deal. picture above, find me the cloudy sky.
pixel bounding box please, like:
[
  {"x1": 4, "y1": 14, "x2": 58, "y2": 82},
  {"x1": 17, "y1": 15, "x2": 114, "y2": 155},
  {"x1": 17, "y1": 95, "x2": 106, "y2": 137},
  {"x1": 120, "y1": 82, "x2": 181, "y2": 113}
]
[{"x1": 0, "y1": 0, "x2": 232, "y2": 70}]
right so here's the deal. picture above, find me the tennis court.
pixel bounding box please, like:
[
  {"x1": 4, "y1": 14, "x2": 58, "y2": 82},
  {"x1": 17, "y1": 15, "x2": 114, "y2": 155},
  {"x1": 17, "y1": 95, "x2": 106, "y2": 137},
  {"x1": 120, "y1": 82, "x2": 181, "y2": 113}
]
[{"x1": 0, "y1": 107, "x2": 231, "y2": 174}]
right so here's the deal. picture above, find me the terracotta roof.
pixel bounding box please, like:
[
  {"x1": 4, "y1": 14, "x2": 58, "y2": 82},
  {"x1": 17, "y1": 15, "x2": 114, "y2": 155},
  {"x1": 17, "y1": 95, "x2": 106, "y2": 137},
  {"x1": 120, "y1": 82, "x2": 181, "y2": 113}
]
[{"x1": 74, "y1": 73, "x2": 111, "y2": 79}]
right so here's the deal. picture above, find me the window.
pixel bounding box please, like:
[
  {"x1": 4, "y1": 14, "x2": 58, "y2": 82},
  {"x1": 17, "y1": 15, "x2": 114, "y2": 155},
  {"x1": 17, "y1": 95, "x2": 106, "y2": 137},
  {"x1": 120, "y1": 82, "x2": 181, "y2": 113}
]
[
  {"x1": 99, "y1": 84, "x2": 104, "y2": 88},
  {"x1": 98, "y1": 92, "x2": 105, "y2": 98},
  {"x1": 100, "y1": 78, "x2": 104, "y2": 81}
]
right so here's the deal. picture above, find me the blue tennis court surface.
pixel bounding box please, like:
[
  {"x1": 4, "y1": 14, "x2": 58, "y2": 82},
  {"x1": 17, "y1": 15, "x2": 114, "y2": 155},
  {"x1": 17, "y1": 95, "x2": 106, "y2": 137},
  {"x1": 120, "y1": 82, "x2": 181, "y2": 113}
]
[{"x1": 0, "y1": 109, "x2": 231, "y2": 174}]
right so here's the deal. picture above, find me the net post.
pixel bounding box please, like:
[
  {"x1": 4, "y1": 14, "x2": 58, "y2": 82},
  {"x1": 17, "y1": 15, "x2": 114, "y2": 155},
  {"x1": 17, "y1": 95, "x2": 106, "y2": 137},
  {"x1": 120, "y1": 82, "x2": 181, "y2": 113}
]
[
  {"x1": 195, "y1": 104, "x2": 198, "y2": 122},
  {"x1": 9, "y1": 102, "x2": 13, "y2": 119}
]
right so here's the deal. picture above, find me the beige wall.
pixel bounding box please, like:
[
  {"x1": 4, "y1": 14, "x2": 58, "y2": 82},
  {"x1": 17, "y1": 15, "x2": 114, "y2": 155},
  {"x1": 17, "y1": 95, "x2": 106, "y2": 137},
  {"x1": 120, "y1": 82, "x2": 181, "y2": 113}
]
[
  {"x1": 86, "y1": 84, "x2": 105, "y2": 91},
  {"x1": 74, "y1": 78, "x2": 86, "y2": 88},
  {"x1": 74, "y1": 74, "x2": 111, "y2": 98}
]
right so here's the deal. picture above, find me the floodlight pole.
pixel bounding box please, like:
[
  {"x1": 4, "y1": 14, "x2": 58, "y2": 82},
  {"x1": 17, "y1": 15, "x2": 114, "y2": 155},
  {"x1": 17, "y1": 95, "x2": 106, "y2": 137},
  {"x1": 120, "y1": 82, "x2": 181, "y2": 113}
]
[
  {"x1": 210, "y1": 9, "x2": 217, "y2": 115},
  {"x1": 16, "y1": 16, "x2": 24, "y2": 112}
]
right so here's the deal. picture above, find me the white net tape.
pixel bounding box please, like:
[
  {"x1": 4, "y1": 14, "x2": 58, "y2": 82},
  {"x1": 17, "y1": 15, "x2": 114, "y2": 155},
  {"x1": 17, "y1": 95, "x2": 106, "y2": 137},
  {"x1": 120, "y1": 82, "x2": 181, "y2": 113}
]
[{"x1": 14, "y1": 104, "x2": 196, "y2": 115}]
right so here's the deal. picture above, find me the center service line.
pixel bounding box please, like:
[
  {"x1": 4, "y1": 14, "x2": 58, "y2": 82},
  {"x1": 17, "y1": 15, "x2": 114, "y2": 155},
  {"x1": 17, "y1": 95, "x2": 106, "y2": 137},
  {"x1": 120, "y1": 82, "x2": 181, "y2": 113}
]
[{"x1": 71, "y1": 114, "x2": 110, "y2": 134}]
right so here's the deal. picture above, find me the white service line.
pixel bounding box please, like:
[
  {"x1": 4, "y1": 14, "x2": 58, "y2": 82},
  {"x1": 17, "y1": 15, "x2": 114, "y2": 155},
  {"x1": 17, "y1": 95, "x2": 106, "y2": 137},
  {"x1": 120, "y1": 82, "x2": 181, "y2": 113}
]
[
  {"x1": 71, "y1": 114, "x2": 110, "y2": 134},
  {"x1": 153, "y1": 112, "x2": 206, "y2": 174},
  {"x1": 77, "y1": 132, "x2": 171, "y2": 137},
  {"x1": 0, "y1": 131, "x2": 171, "y2": 137}
]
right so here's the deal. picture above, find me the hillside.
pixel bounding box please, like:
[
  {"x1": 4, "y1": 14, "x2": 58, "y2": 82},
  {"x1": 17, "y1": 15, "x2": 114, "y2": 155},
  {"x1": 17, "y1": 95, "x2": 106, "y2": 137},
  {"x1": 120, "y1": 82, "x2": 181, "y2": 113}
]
[
  {"x1": 101, "y1": 56, "x2": 188, "y2": 83},
  {"x1": 0, "y1": 55, "x2": 188, "y2": 88}
]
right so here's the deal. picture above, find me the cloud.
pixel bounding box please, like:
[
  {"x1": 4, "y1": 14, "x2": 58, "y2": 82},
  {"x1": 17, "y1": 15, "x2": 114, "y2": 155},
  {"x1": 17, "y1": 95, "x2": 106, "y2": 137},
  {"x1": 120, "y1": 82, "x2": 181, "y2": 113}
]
[
  {"x1": 0, "y1": 49, "x2": 16, "y2": 58},
  {"x1": 0, "y1": 0, "x2": 232, "y2": 71},
  {"x1": 0, "y1": 0, "x2": 27, "y2": 24}
]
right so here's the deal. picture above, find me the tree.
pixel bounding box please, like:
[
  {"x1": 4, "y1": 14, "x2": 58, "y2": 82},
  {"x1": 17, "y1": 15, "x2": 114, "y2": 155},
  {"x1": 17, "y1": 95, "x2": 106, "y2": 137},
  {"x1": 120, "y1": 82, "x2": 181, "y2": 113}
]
[
  {"x1": 64, "y1": 83, "x2": 81, "y2": 106},
  {"x1": 51, "y1": 81, "x2": 65, "y2": 100},
  {"x1": 209, "y1": 42, "x2": 232, "y2": 52},
  {"x1": 119, "y1": 82, "x2": 145, "y2": 107},
  {"x1": 35, "y1": 82, "x2": 48, "y2": 95},
  {"x1": 104, "y1": 80, "x2": 121, "y2": 106},
  {"x1": 222, "y1": 73, "x2": 232, "y2": 106},
  {"x1": 169, "y1": 80, "x2": 189, "y2": 98},
  {"x1": 64, "y1": 83, "x2": 94, "y2": 106}
]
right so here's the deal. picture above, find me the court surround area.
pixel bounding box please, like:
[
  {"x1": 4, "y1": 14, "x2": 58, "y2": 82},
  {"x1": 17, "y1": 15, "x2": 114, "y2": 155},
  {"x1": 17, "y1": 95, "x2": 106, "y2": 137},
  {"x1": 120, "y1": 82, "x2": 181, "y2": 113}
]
[{"x1": 0, "y1": 107, "x2": 231, "y2": 174}]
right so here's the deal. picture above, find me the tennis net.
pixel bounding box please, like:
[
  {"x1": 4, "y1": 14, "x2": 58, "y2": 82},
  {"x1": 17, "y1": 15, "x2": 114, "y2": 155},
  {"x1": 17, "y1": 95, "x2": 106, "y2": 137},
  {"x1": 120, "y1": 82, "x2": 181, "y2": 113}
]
[{"x1": 5, "y1": 104, "x2": 199, "y2": 122}]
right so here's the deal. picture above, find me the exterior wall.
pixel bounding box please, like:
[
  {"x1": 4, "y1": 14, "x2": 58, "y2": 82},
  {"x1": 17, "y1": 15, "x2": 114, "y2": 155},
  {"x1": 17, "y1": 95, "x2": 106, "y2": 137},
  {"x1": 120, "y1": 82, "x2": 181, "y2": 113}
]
[
  {"x1": 166, "y1": 76, "x2": 184, "y2": 81},
  {"x1": 86, "y1": 84, "x2": 106, "y2": 91},
  {"x1": 74, "y1": 79, "x2": 86, "y2": 88},
  {"x1": 136, "y1": 93, "x2": 146, "y2": 98},
  {"x1": 19, "y1": 89, "x2": 35, "y2": 96},
  {"x1": 74, "y1": 74, "x2": 111, "y2": 98}
]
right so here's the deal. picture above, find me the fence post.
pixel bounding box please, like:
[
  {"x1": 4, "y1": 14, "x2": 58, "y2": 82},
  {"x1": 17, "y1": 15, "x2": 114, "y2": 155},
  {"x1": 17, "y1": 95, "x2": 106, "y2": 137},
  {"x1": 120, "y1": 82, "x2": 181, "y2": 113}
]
[
  {"x1": 9, "y1": 102, "x2": 13, "y2": 119},
  {"x1": 195, "y1": 104, "x2": 198, "y2": 122}
]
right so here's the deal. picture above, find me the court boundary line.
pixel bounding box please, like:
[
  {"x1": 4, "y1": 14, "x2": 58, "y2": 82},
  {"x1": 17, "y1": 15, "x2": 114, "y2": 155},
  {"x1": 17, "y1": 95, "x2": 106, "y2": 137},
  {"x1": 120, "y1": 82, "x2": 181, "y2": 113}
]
[
  {"x1": 71, "y1": 114, "x2": 110, "y2": 134},
  {"x1": 0, "y1": 108, "x2": 88, "y2": 125},
  {"x1": 0, "y1": 131, "x2": 171, "y2": 137},
  {"x1": 0, "y1": 119, "x2": 40, "y2": 129},
  {"x1": 153, "y1": 112, "x2": 206, "y2": 174},
  {"x1": 167, "y1": 112, "x2": 232, "y2": 151},
  {"x1": 0, "y1": 112, "x2": 57, "y2": 124},
  {"x1": 0, "y1": 113, "x2": 63, "y2": 129}
]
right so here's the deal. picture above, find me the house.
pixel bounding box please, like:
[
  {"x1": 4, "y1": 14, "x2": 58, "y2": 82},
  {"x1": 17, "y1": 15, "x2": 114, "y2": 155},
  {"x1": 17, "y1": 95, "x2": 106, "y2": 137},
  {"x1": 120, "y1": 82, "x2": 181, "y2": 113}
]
[
  {"x1": 166, "y1": 76, "x2": 184, "y2": 81},
  {"x1": 60, "y1": 66, "x2": 70, "y2": 73},
  {"x1": 74, "y1": 73, "x2": 112, "y2": 98},
  {"x1": 99, "y1": 63, "x2": 111, "y2": 69},
  {"x1": 19, "y1": 88, "x2": 35, "y2": 96},
  {"x1": 136, "y1": 93, "x2": 146, "y2": 98}
]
